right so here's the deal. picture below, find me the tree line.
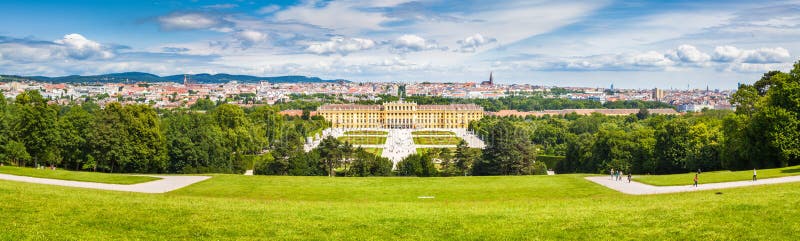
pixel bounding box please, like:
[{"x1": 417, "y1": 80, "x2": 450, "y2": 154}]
[
  {"x1": 0, "y1": 91, "x2": 328, "y2": 174},
  {"x1": 467, "y1": 61, "x2": 800, "y2": 174}
]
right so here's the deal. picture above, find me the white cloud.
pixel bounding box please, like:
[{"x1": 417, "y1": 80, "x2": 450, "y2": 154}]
[
  {"x1": 257, "y1": 5, "x2": 281, "y2": 14},
  {"x1": 457, "y1": 33, "x2": 497, "y2": 52},
  {"x1": 0, "y1": 43, "x2": 58, "y2": 62},
  {"x1": 666, "y1": 44, "x2": 711, "y2": 63},
  {"x1": 742, "y1": 47, "x2": 791, "y2": 63},
  {"x1": 274, "y1": 1, "x2": 391, "y2": 35},
  {"x1": 392, "y1": 34, "x2": 440, "y2": 52},
  {"x1": 54, "y1": 34, "x2": 114, "y2": 59},
  {"x1": 306, "y1": 37, "x2": 376, "y2": 55},
  {"x1": 203, "y1": 4, "x2": 238, "y2": 9},
  {"x1": 713, "y1": 46, "x2": 791, "y2": 63},
  {"x1": 234, "y1": 30, "x2": 268, "y2": 48},
  {"x1": 158, "y1": 12, "x2": 229, "y2": 31},
  {"x1": 712, "y1": 45, "x2": 742, "y2": 62},
  {"x1": 538, "y1": 51, "x2": 676, "y2": 71}
]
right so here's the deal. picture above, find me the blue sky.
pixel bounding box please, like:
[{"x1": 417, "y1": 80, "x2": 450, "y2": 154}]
[{"x1": 1, "y1": 0, "x2": 799, "y2": 89}]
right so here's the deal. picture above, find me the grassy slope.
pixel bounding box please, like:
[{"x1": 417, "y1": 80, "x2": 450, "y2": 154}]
[
  {"x1": 413, "y1": 136, "x2": 462, "y2": 145},
  {"x1": 411, "y1": 130, "x2": 455, "y2": 136},
  {"x1": 362, "y1": 148, "x2": 383, "y2": 156},
  {"x1": 2, "y1": 174, "x2": 799, "y2": 240},
  {"x1": 636, "y1": 165, "x2": 800, "y2": 186},
  {"x1": 416, "y1": 148, "x2": 457, "y2": 155},
  {"x1": 337, "y1": 136, "x2": 387, "y2": 145},
  {"x1": 343, "y1": 130, "x2": 388, "y2": 135},
  {"x1": 0, "y1": 166, "x2": 160, "y2": 184}
]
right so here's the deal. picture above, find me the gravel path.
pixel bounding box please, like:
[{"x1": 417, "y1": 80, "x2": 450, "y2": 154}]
[
  {"x1": 0, "y1": 173, "x2": 210, "y2": 194},
  {"x1": 586, "y1": 175, "x2": 800, "y2": 195}
]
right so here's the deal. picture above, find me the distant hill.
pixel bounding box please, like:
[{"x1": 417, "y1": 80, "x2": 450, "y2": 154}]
[{"x1": 0, "y1": 72, "x2": 347, "y2": 84}]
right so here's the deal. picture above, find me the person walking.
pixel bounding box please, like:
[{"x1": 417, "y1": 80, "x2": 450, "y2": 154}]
[
  {"x1": 627, "y1": 172, "x2": 632, "y2": 183},
  {"x1": 753, "y1": 168, "x2": 757, "y2": 182},
  {"x1": 693, "y1": 173, "x2": 699, "y2": 187},
  {"x1": 610, "y1": 168, "x2": 615, "y2": 180}
]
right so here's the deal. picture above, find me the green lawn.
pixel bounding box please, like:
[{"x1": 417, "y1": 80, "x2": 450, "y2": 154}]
[
  {"x1": 0, "y1": 166, "x2": 160, "y2": 184},
  {"x1": 413, "y1": 136, "x2": 462, "y2": 145},
  {"x1": 338, "y1": 136, "x2": 387, "y2": 145},
  {"x1": 362, "y1": 148, "x2": 383, "y2": 156},
  {"x1": 416, "y1": 148, "x2": 457, "y2": 155},
  {"x1": 635, "y1": 165, "x2": 800, "y2": 186},
  {"x1": 2, "y1": 174, "x2": 800, "y2": 240},
  {"x1": 343, "y1": 130, "x2": 388, "y2": 136},
  {"x1": 411, "y1": 130, "x2": 456, "y2": 136}
]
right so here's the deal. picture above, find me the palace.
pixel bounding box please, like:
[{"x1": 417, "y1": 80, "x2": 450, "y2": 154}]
[{"x1": 317, "y1": 101, "x2": 484, "y2": 129}]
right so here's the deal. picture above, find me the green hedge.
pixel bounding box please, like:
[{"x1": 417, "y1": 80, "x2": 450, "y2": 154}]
[{"x1": 537, "y1": 155, "x2": 565, "y2": 171}]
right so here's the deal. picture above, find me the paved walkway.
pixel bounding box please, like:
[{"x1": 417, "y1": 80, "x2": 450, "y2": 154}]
[
  {"x1": 0, "y1": 173, "x2": 210, "y2": 194},
  {"x1": 586, "y1": 175, "x2": 800, "y2": 195}
]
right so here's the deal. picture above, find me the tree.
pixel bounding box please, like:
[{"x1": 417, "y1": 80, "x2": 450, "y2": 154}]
[
  {"x1": 453, "y1": 141, "x2": 470, "y2": 174},
  {"x1": 190, "y1": 97, "x2": 216, "y2": 111},
  {"x1": 317, "y1": 136, "x2": 342, "y2": 177},
  {"x1": 346, "y1": 148, "x2": 392, "y2": 177},
  {"x1": 248, "y1": 106, "x2": 284, "y2": 146},
  {"x1": 653, "y1": 118, "x2": 691, "y2": 174},
  {"x1": 57, "y1": 106, "x2": 94, "y2": 170},
  {"x1": 89, "y1": 102, "x2": 130, "y2": 172},
  {"x1": 396, "y1": 154, "x2": 437, "y2": 177},
  {"x1": 4, "y1": 141, "x2": 30, "y2": 166},
  {"x1": 475, "y1": 120, "x2": 537, "y2": 175},
  {"x1": 636, "y1": 108, "x2": 649, "y2": 120},
  {"x1": 14, "y1": 90, "x2": 60, "y2": 166}
]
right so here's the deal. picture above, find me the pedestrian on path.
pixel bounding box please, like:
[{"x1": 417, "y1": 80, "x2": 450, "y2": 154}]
[
  {"x1": 753, "y1": 168, "x2": 757, "y2": 182},
  {"x1": 693, "y1": 173, "x2": 699, "y2": 187},
  {"x1": 627, "y1": 173, "x2": 631, "y2": 183},
  {"x1": 610, "y1": 168, "x2": 615, "y2": 180}
]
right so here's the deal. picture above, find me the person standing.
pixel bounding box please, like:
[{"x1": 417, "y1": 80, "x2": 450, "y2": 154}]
[
  {"x1": 753, "y1": 168, "x2": 757, "y2": 182},
  {"x1": 610, "y1": 168, "x2": 615, "y2": 180},
  {"x1": 627, "y1": 172, "x2": 632, "y2": 183},
  {"x1": 693, "y1": 173, "x2": 698, "y2": 187}
]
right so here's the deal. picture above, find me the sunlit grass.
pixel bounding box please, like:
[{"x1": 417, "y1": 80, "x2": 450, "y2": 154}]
[
  {"x1": 411, "y1": 130, "x2": 455, "y2": 136},
  {"x1": 337, "y1": 136, "x2": 387, "y2": 145},
  {"x1": 635, "y1": 165, "x2": 800, "y2": 186},
  {"x1": 343, "y1": 130, "x2": 388, "y2": 136},
  {"x1": 0, "y1": 166, "x2": 160, "y2": 184},
  {"x1": 361, "y1": 148, "x2": 383, "y2": 156},
  {"x1": 1, "y1": 174, "x2": 799, "y2": 240},
  {"x1": 413, "y1": 136, "x2": 462, "y2": 145}
]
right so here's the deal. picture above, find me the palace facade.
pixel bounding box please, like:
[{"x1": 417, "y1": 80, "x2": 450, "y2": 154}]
[{"x1": 317, "y1": 101, "x2": 484, "y2": 129}]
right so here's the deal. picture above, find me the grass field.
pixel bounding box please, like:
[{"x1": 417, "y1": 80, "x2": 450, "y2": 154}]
[
  {"x1": 337, "y1": 136, "x2": 387, "y2": 145},
  {"x1": 411, "y1": 130, "x2": 456, "y2": 136},
  {"x1": 1, "y1": 173, "x2": 800, "y2": 240},
  {"x1": 343, "y1": 130, "x2": 388, "y2": 135},
  {"x1": 0, "y1": 166, "x2": 160, "y2": 184},
  {"x1": 635, "y1": 165, "x2": 800, "y2": 186},
  {"x1": 416, "y1": 148, "x2": 457, "y2": 155},
  {"x1": 362, "y1": 148, "x2": 384, "y2": 156},
  {"x1": 413, "y1": 136, "x2": 462, "y2": 145}
]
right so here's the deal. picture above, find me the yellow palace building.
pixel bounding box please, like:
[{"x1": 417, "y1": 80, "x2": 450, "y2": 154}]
[{"x1": 317, "y1": 100, "x2": 484, "y2": 129}]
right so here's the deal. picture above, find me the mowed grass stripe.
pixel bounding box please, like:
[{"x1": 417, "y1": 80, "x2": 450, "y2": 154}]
[
  {"x1": 1, "y1": 175, "x2": 799, "y2": 240},
  {"x1": 337, "y1": 136, "x2": 387, "y2": 145},
  {"x1": 635, "y1": 165, "x2": 800, "y2": 186},
  {"x1": 362, "y1": 148, "x2": 383, "y2": 156},
  {"x1": 0, "y1": 166, "x2": 160, "y2": 184},
  {"x1": 413, "y1": 136, "x2": 462, "y2": 145},
  {"x1": 411, "y1": 130, "x2": 455, "y2": 136},
  {"x1": 343, "y1": 130, "x2": 388, "y2": 136}
]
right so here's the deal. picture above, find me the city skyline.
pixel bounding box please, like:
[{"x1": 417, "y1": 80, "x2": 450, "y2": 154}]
[{"x1": 1, "y1": 0, "x2": 799, "y2": 89}]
